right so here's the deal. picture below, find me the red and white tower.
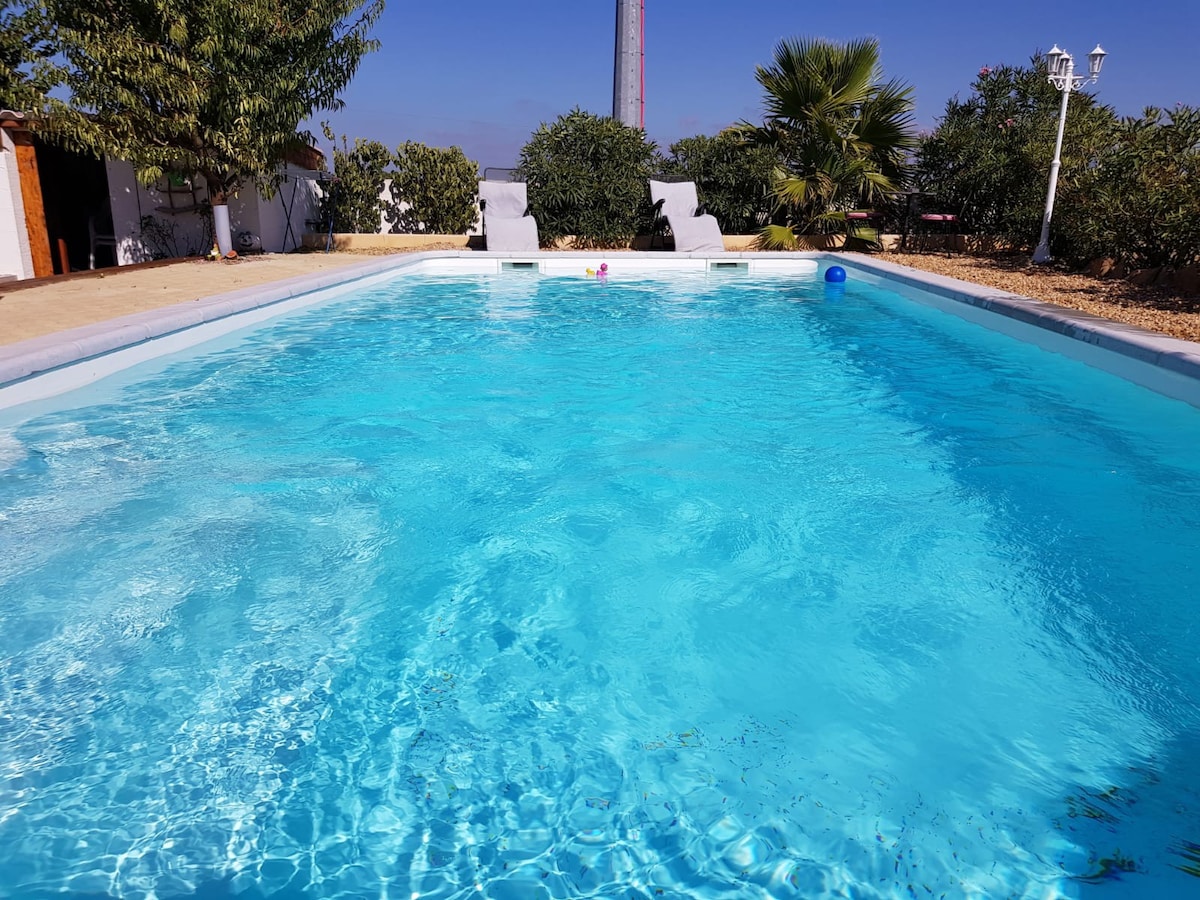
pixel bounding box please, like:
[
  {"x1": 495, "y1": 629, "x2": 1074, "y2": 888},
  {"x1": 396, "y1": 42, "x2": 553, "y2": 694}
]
[{"x1": 613, "y1": 0, "x2": 644, "y2": 129}]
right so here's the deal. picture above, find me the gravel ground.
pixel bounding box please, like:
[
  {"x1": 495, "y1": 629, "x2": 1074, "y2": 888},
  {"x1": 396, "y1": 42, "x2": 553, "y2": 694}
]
[
  {"x1": 872, "y1": 251, "x2": 1200, "y2": 343},
  {"x1": 322, "y1": 243, "x2": 465, "y2": 255}
]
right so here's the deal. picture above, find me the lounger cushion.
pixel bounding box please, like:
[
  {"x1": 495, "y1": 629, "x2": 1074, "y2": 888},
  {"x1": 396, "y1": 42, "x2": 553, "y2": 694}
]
[
  {"x1": 479, "y1": 181, "x2": 540, "y2": 251},
  {"x1": 484, "y1": 216, "x2": 540, "y2": 252},
  {"x1": 665, "y1": 214, "x2": 724, "y2": 253},
  {"x1": 649, "y1": 180, "x2": 702, "y2": 218},
  {"x1": 649, "y1": 180, "x2": 725, "y2": 253}
]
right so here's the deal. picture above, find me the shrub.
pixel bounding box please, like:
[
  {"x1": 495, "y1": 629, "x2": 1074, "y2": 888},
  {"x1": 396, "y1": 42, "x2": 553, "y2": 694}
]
[
  {"x1": 516, "y1": 108, "x2": 658, "y2": 248},
  {"x1": 320, "y1": 125, "x2": 392, "y2": 233},
  {"x1": 919, "y1": 61, "x2": 1200, "y2": 269},
  {"x1": 914, "y1": 58, "x2": 1115, "y2": 249},
  {"x1": 1057, "y1": 105, "x2": 1200, "y2": 270},
  {"x1": 389, "y1": 142, "x2": 479, "y2": 234},
  {"x1": 661, "y1": 132, "x2": 779, "y2": 233}
]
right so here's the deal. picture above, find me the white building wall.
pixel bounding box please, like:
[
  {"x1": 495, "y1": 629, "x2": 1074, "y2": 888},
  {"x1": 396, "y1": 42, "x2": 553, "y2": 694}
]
[
  {"x1": 106, "y1": 160, "x2": 323, "y2": 262},
  {"x1": 253, "y1": 165, "x2": 321, "y2": 252},
  {"x1": 106, "y1": 159, "x2": 212, "y2": 264},
  {"x1": 0, "y1": 129, "x2": 34, "y2": 280}
]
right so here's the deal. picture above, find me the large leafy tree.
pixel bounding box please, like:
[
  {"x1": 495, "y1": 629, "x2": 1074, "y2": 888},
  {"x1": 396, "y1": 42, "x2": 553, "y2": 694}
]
[
  {"x1": 41, "y1": 0, "x2": 383, "y2": 252},
  {"x1": 747, "y1": 37, "x2": 916, "y2": 248},
  {"x1": 914, "y1": 58, "x2": 1114, "y2": 252},
  {"x1": 0, "y1": 0, "x2": 60, "y2": 111}
]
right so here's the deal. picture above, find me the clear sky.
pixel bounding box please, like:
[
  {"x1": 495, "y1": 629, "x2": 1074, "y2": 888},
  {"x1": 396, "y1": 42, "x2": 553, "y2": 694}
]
[{"x1": 311, "y1": 0, "x2": 1200, "y2": 168}]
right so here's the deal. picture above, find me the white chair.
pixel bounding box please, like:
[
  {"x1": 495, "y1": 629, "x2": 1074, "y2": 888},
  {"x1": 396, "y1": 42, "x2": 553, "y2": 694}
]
[
  {"x1": 478, "y1": 181, "x2": 539, "y2": 252},
  {"x1": 648, "y1": 180, "x2": 724, "y2": 253},
  {"x1": 88, "y1": 215, "x2": 118, "y2": 269}
]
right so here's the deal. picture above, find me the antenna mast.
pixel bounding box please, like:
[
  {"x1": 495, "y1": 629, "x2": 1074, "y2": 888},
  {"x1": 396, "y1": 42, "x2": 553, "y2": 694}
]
[{"x1": 613, "y1": 0, "x2": 644, "y2": 128}]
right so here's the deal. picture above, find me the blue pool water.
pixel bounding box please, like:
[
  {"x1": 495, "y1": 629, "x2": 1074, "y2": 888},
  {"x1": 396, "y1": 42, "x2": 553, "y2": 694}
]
[{"x1": 1, "y1": 270, "x2": 1199, "y2": 899}]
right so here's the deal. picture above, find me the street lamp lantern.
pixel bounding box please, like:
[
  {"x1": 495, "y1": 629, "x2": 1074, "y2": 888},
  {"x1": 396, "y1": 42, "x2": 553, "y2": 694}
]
[
  {"x1": 1046, "y1": 45, "x2": 1065, "y2": 76},
  {"x1": 1032, "y1": 43, "x2": 1107, "y2": 264}
]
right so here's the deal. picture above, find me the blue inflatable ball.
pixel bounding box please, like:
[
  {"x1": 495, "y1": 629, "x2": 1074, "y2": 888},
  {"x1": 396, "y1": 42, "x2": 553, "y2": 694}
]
[{"x1": 824, "y1": 265, "x2": 847, "y2": 283}]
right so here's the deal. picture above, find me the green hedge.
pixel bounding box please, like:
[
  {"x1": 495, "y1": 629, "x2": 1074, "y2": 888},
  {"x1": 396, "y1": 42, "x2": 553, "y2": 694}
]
[
  {"x1": 517, "y1": 108, "x2": 658, "y2": 248},
  {"x1": 389, "y1": 142, "x2": 478, "y2": 234}
]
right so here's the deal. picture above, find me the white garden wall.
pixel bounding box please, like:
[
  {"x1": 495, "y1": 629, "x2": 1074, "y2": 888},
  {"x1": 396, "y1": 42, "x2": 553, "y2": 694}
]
[{"x1": 106, "y1": 160, "x2": 323, "y2": 263}]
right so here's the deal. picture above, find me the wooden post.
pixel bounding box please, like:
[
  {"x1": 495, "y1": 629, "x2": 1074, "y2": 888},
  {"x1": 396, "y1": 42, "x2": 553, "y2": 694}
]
[{"x1": 5, "y1": 125, "x2": 54, "y2": 278}]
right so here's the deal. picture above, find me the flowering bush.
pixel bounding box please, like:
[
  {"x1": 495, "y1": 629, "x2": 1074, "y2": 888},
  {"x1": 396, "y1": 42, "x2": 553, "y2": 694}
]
[
  {"x1": 660, "y1": 131, "x2": 779, "y2": 233},
  {"x1": 914, "y1": 57, "x2": 1114, "y2": 250},
  {"x1": 516, "y1": 108, "x2": 658, "y2": 248},
  {"x1": 1057, "y1": 105, "x2": 1200, "y2": 269}
]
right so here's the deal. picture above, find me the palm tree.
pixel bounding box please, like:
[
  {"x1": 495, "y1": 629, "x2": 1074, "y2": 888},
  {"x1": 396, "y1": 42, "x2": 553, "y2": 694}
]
[{"x1": 748, "y1": 37, "x2": 917, "y2": 249}]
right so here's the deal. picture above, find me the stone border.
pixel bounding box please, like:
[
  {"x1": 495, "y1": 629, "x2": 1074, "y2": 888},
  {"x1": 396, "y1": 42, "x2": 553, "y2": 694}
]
[{"x1": 3, "y1": 250, "x2": 1200, "y2": 409}]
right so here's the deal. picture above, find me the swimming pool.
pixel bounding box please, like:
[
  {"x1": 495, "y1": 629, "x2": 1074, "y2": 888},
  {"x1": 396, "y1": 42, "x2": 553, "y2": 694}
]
[{"x1": 2, "y1": 262, "x2": 1199, "y2": 898}]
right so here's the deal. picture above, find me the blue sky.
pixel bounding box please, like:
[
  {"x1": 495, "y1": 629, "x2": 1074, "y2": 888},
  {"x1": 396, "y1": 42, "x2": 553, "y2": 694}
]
[{"x1": 311, "y1": 0, "x2": 1200, "y2": 168}]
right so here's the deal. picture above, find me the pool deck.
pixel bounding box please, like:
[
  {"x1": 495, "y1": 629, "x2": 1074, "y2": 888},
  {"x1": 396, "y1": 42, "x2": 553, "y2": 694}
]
[
  {"x1": 0, "y1": 253, "x2": 370, "y2": 345},
  {"x1": 3, "y1": 251, "x2": 1200, "y2": 409}
]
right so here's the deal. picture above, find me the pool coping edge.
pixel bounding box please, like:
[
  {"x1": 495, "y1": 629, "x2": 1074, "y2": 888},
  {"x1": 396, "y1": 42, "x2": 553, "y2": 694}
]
[{"x1": 838, "y1": 255, "x2": 1200, "y2": 384}]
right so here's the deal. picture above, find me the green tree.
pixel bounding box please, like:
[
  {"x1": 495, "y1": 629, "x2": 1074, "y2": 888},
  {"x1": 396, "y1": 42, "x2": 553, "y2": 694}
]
[
  {"x1": 42, "y1": 0, "x2": 383, "y2": 253},
  {"x1": 746, "y1": 37, "x2": 917, "y2": 248},
  {"x1": 516, "y1": 108, "x2": 658, "y2": 248},
  {"x1": 662, "y1": 131, "x2": 779, "y2": 233},
  {"x1": 0, "y1": 0, "x2": 59, "y2": 111},
  {"x1": 389, "y1": 142, "x2": 479, "y2": 234},
  {"x1": 321, "y1": 126, "x2": 393, "y2": 234},
  {"x1": 915, "y1": 58, "x2": 1115, "y2": 251}
]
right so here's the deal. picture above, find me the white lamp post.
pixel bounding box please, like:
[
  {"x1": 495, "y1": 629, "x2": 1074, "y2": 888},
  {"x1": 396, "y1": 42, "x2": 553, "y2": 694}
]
[{"x1": 1032, "y1": 43, "x2": 1106, "y2": 263}]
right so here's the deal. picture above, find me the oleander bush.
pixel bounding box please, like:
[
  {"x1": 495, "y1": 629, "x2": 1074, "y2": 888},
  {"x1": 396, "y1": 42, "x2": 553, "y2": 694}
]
[
  {"x1": 661, "y1": 131, "x2": 780, "y2": 233},
  {"x1": 320, "y1": 125, "x2": 393, "y2": 233},
  {"x1": 389, "y1": 142, "x2": 478, "y2": 234},
  {"x1": 919, "y1": 60, "x2": 1200, "y2": 270},
  {"x1": 914, "y1": 57, "x2": 1115, "y2": 252},
  {"x1": 1056, "y1": 105, "x2": 1200, "y2": 269},
  {"x1": 516, "y1": 108, "x2": 659, "y2": 248}
]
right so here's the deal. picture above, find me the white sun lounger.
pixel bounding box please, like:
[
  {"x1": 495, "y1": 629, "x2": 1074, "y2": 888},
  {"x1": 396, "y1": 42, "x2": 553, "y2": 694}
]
[
  {"x1": 648, "y1": 180, "x2": 724, "y2": 253},
  {"x1": 479, "y1": 181, "x2": 539, "y2": 252}
]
